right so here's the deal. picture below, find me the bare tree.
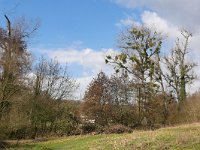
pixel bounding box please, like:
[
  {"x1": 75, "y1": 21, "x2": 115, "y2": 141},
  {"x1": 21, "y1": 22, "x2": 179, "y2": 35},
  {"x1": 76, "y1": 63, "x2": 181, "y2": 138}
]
[
  {"x1": 106, "y1": 26, "x2": 163, "y2": 125},
  {"x1": 163, "y1": 30, "x2": 196, "y2": 109},
  {"x1": 0, "y1": 15, "x2": 39, "y2": 140},
  {"x1": 0, "y1": 15, "x2": 38, "y2": 118},
  {"x1": 29, "y1": 57, "x2": 77, "y2": 138},
  {"x1": 109, "y1": 73, "x2": 136, "y2": 126}
]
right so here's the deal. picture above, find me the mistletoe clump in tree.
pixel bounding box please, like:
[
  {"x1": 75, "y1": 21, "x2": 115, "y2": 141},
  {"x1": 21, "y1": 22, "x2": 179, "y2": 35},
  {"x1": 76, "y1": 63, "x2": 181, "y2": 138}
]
[{"x1": 106, "y1": 25, "x2": 164, "y2": 126}]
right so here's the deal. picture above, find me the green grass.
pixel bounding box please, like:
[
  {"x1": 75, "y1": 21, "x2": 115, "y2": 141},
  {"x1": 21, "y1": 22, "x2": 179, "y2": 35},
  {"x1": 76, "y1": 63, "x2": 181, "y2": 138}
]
[{"x1": 8, "y1": 123, "x2": 200, "y2": 150}]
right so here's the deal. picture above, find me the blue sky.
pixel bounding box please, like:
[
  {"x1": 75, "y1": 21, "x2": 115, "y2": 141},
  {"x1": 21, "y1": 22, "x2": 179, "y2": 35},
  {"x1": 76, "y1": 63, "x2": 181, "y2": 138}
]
[
  {"x1": 0, "y1": 0, "x2": 135, "y2": 49},
  {"x1": 1, "y1": 0, "x2": 200, "y2": 98},
  {"x1": 0, "y1": 0, "x2": 137, "y2": 76}
]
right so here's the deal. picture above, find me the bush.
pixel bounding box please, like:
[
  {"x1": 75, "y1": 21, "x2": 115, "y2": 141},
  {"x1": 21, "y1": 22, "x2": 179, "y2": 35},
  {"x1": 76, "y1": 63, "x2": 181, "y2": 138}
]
[
  {"x1": 81, "y1": 123, "x2": 96, "y2": 134},
  {"x1": 104, "y1": 124, "x2": 132, "y2": 134},
  {"x1": 0, "y1": 141, "x2": 9, "y2": 149},
  {"x1": 9, "y1": 126, "x2": 33, "y2": 139},
  {"x1": 0, "y1": 125, "x2": 9, "y2": 140}
]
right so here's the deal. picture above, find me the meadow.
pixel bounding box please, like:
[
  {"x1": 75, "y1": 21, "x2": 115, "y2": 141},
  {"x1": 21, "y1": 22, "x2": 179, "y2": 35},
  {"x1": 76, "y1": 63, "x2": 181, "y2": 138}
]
[{"x1": 7, "y1": 123, "x2": 200, "y2": 150}]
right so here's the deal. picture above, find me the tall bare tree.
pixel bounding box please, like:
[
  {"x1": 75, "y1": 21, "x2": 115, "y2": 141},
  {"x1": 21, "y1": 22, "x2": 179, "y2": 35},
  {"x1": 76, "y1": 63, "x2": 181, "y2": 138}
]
[
  {"x1": 0, "y1": 15, "x2": 39, "y2": 140},
  {"x1": 0, "y1": 15, "x2": 38, "y2": 118},
  {"x1": 106, "y1": 26, "x2": 163, "y2": 125},
  {"x1": 163, "y1": 30, "x2": 196, "y2": 109}
]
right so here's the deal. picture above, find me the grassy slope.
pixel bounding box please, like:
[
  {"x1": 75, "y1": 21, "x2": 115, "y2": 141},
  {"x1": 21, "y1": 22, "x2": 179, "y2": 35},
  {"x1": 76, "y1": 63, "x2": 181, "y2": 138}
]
[{"x1": 8, "y1": 123, "x2": 200, "y2": 150}]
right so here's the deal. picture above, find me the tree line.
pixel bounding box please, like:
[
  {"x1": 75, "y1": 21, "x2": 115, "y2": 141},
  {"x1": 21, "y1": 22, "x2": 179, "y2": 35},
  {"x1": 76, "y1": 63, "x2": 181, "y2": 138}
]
[
  {"x1": 81, "y1": 26, "x2": 197, "y2": 130},
  {"x1": 0, "y1": 15, "x2": 199, "y2": 144}
]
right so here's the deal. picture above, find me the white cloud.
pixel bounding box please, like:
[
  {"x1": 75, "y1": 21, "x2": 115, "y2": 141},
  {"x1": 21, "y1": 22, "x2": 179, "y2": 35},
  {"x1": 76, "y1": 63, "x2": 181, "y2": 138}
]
[
  {"x1": 75, "y1": 75, "x2": 94, "y2": 99},
  {"x1": 141, "y1": 11, "x2": 180, "y2": 38},
  {"x1": 116, "y1": 11, "x2": 181, "y2": 40},
  {"x1": 115, "y1": 9, "x2": 200, "y2": 94},
  {"x1": 33, "y1": 47, "x2": 118, "y2": 99},
  {"x1": 116, "y1": 17, "x2": 140, "y2": 28},
  {"x1": 40, "y1": 48, "x2": 117, "y2": 75},
  {"x1": 112, "y1": 0, "x2": 200, "y2": 32},
  {"x1": 112, "y1": 0, "x2": 141, "y2": 8}
]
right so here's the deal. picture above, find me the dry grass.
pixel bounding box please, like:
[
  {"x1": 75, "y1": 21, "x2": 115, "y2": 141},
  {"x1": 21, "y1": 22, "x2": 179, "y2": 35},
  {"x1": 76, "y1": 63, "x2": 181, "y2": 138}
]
[{"x1": 7, "y1": 123, "x2": 200, "y2": 150}]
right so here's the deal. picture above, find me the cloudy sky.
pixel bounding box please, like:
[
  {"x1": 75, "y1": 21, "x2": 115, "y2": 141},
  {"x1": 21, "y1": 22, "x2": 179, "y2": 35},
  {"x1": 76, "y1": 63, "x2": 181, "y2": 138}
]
[{"x1": 0, "y1": 0, "x2": 200, "y2": 98}]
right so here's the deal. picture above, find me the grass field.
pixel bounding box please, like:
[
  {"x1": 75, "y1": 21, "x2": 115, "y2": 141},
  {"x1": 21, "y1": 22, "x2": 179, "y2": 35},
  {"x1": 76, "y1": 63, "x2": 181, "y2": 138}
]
[{"x1": 7, "y1": 123, "x2": 200, "y2": 150}]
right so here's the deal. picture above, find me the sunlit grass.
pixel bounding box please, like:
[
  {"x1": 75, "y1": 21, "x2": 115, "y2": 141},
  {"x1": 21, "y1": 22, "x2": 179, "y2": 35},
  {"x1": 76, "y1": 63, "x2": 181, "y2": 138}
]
[{"x1": 8, "y1": 123, "x2": 200, "y2": 150}]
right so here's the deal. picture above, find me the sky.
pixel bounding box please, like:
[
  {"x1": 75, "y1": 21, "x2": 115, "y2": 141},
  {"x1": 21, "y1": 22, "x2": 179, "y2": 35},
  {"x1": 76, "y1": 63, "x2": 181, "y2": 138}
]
[{"x1": 0, "y1": 0, "x2": 200, "y2": 98}]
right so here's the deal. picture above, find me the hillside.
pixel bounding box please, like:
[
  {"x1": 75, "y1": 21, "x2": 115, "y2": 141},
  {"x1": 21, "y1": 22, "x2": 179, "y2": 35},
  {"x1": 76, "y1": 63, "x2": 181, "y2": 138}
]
[{"x1": 7, "y1": 123, "x2": 200, "y2": 150}]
